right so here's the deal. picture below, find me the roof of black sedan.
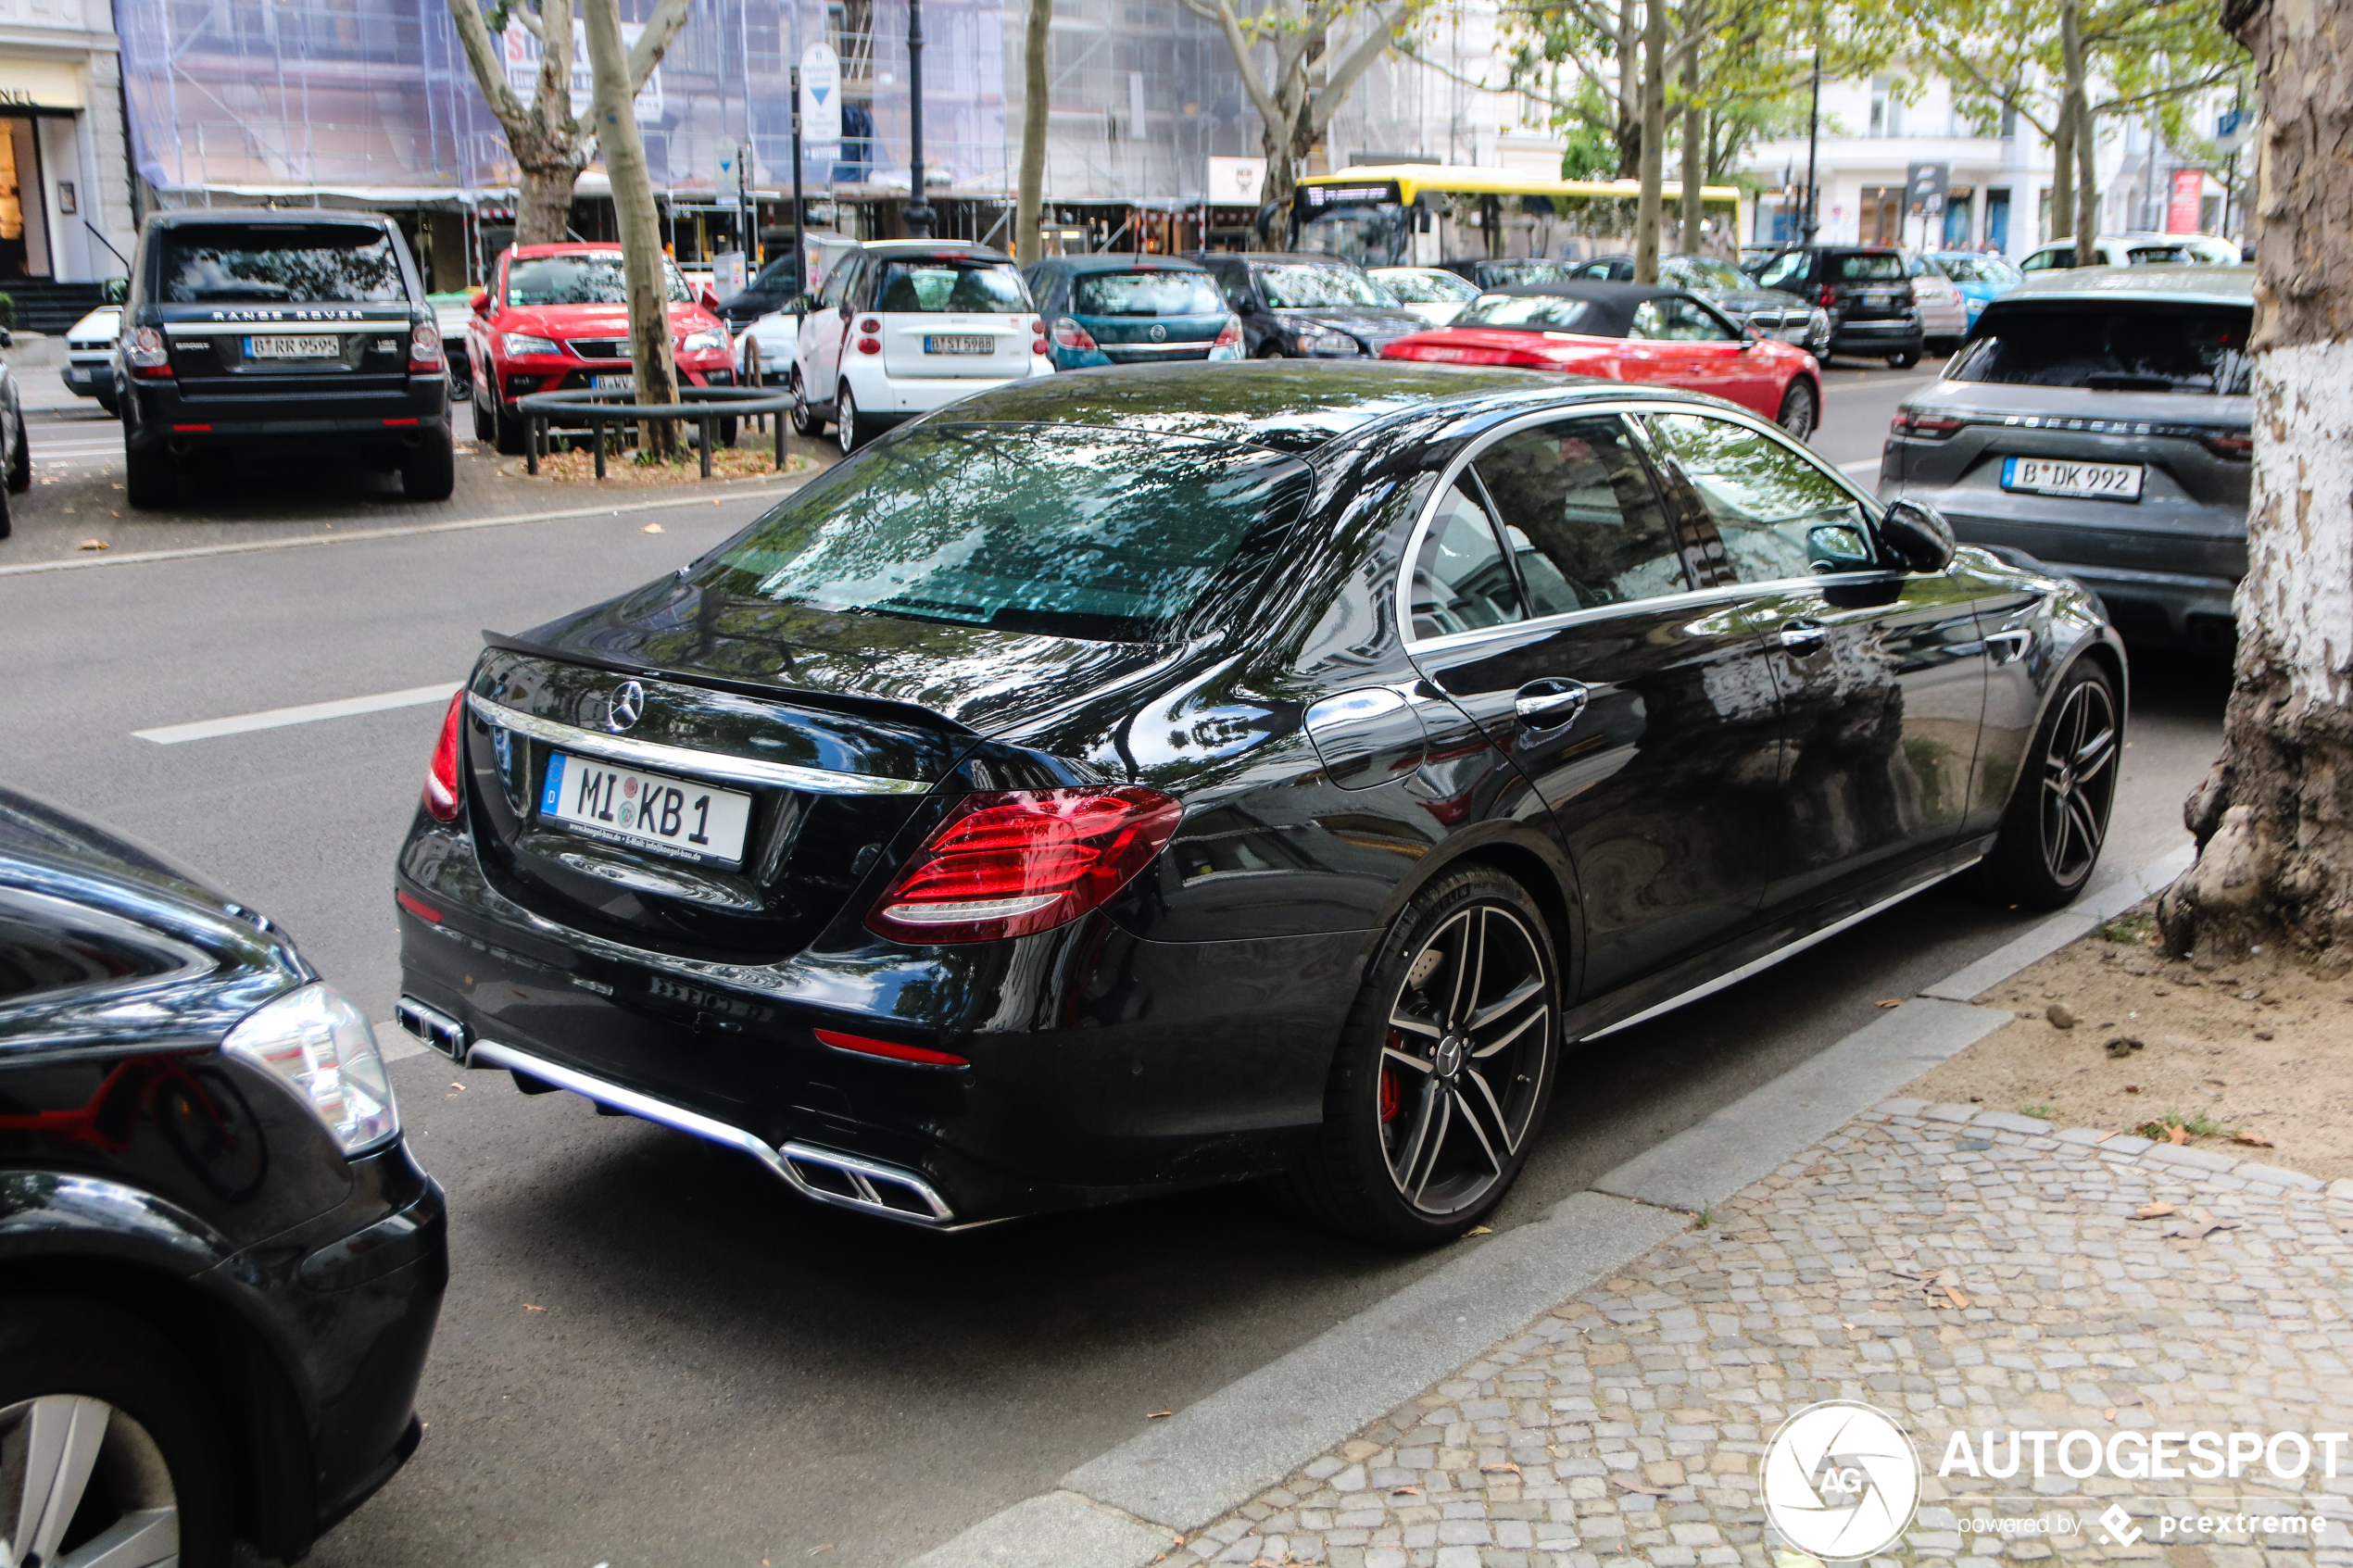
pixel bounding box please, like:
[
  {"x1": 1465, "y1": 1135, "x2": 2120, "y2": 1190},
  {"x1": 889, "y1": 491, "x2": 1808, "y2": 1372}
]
[{"x1": 930, "y1": 358, "x2": 1655, "y2": 453}]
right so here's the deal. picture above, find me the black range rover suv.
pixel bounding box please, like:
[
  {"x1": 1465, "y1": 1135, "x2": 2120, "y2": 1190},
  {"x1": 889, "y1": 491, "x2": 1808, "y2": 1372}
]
[{"x1": 116, "y1": 208, "x2": 455, "y2": 509}]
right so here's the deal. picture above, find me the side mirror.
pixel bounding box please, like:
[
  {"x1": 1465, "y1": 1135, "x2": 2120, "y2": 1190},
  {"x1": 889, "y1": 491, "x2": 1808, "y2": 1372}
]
[
  {"x1": 470, "y1": 289, "x2": 491, "y2": 317},
  {"x1": 838, "y1": 300, "x2": 854, "y2": 320},
  {"x1": 699, "y1": 286, "x2": 722, "y2": 312},
  {"x1": 103, "y1": 277, "x2": 128, "y2": 306},
  {"x1": 1878, "y1": 498, "x2": 1957, "y2": 574}
]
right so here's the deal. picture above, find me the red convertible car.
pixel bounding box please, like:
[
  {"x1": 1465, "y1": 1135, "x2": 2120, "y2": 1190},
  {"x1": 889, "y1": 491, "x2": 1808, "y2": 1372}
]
[
  {"x1": 466, "y1": 242, "x2": 736, "y2": 453},
  {"x1": 1381, "y1": 282, "x2": 1825, "y2": 440}
]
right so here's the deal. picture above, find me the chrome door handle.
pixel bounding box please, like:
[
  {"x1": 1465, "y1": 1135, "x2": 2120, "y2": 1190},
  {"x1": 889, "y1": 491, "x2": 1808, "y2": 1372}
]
[
  {"x1": 1779, "y1": 619, "x2": 1828, "y2": 652},
  {"x1": 1514, "y1": 682, "x2": 1590, "y2": 731}
]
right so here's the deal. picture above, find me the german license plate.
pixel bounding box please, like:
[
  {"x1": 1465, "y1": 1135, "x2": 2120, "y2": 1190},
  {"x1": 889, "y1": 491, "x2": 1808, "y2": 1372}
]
[
  {"x1": 2002, "y1": 455, "x2": 2145, "y2": 502},
  {"x1": 248, "y1": 334, "x2": 339, "y2": 358},
  {"x1": 540, "y1": 751, "x2": 752, "y2": 865},
  {"x1": 592, "y1": 373, "x2": 635, "y2": 391},
  {"x1": 925, "y1": 334, "x2": 993, "y2": 355}
]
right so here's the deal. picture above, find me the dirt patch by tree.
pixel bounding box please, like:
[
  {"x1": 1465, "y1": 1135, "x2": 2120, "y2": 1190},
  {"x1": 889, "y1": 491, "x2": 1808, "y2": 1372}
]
[{"x1": 1906, "y1": 903, "x2": 2353, "y2": 1182}]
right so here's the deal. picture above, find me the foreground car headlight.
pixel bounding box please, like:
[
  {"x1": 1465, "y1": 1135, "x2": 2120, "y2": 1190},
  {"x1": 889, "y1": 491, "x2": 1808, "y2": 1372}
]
[
  {"x1": 1298, "y1": 329, "x2": 1360, "y2": 357},
  {"x1": 500, "y1": 332, "x2": 560, "y2": 358},
  {"x1": 223, "y1": 983, "x2": 399, "y2": 1155},
  {"x1": 678, "y1": 327, "x2": 727, "y2": 353}
]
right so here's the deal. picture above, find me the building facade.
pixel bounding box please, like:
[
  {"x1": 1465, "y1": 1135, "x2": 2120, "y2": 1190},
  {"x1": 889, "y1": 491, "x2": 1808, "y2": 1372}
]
[{"x1": 0, "y1": 0, "x2": 136, "y2": 289}]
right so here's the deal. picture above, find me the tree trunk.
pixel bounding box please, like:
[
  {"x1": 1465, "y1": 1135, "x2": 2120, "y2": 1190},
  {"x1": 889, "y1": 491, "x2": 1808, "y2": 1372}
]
[
  {"x1": 2058, "y1": 0, "x2": 2095, "y2": 266},
  {"x1": 1633, "y1": 0, "x2": 1666, "y2": 282},
  {"x1": 1615, "y1": 0, "x2": 1642, "y2": 182},
  {"x1": 2157, "y1": 0, "x2": 2353, "y2": 966},
  {"x1": 1016, "y1": 0, "x2": 1052, "y2": 264},
  {"x1": 2050, "y1": 98, "x2": 2075, "y2": 254},
  {"x1": 1678, "y1": 26, "x2": 1704, "y2": 257},
  {"x1": 516, "y1": 158, "x2": 585, "y2": 247},
  {"x1": 583, "y1": 0, "x2": 681, "y2": 459}
]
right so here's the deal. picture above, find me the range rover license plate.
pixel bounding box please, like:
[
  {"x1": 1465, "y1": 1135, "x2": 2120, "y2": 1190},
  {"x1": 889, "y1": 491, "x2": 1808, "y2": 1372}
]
[
  {"x1": 2001, "y1": 455, "x2": 2145, "y2": 502},
  {"x1": 248, "y1": 334, "x2": 339, "y2": 358},
  {"x1": 541, "y1": 751, "x2": 752, "y2": 865}
]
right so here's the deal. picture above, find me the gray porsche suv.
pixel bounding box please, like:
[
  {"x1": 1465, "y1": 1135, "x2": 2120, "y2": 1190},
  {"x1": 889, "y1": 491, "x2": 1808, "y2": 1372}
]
[{"x1": 1877, "y1": 267, "x2": 2252, "y2": 651}]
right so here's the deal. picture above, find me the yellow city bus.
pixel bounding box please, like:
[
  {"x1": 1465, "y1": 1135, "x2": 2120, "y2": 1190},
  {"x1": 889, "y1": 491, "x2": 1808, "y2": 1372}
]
[{"x1": 1290, "y1": 165, "x2": 1747, "y2": 271}]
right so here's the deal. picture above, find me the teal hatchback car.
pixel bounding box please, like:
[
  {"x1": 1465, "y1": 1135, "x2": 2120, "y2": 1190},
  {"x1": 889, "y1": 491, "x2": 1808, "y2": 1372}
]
[
  {"x1": 1928, "y1": 252, "x2": 2023, "y2": 330},
  {"x1": 1022, "y1": 254, "x2": 1242, "y2": 370}
]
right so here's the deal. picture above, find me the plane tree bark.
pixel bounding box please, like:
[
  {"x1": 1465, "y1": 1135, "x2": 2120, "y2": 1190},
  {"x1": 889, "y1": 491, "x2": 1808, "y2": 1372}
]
[
  {"x1": 1178, "y1": 0, "x2": 1417, "y2": 208},
  {"x1": 581, "y1": 0, "x2": 683, "y2": 458}
]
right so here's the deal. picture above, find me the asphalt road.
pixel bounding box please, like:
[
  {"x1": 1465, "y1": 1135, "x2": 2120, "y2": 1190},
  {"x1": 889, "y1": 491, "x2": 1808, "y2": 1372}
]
[{"x1": 0, "y1": 365, "x2": 2229, "y2": 1568}]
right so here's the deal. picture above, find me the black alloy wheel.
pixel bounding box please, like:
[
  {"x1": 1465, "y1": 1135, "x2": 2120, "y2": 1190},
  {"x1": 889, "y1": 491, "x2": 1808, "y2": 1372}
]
[
  {"x1": 401, "y1": 429, "x2": 456, "y2": 501},
  {"x1": 1975, "y1": 659, "x2": 2120, "y2": 909},
  {"x1": 7, "y1": 410, "x2": 28, "y2": 494},
  {"x1": 1274, "y1": 867, "x2": 1559, "y2": 1246},
  {"x1": 1777, "y1": 379, "x2": 1818, "y2": 441},
  {"x1": 1886, "y1": 347, "x2": 1921, "y2": 370}
]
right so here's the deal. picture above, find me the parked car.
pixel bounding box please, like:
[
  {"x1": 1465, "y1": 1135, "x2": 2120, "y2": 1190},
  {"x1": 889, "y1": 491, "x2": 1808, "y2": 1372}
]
[
  {"x1": 0, "y1": 784, "x2": 447, "y2": 1563},
  {"x1": 714, "y1": 248, "x2": 804, "y2": 330},
  {"x1": 1022, "y1": 254, "x2": 1242, "y2": 370},
  {"x1": 1381, "y1": 282, "x2": 1827, "y2": 439},
  {"x1": 1566, "y1": 254, "x2": 1832, "y2": 358},
  {"x1": 1879, "y1": 267, "x2": 2251, "y2": 652},
  {"x1": 735, "y1": 307, "x2": 802, "y2": 387},
  {"x1": 425, "y1": 289, "x2": 477, "y2": 401},
  {"x1": 62, "y1": 303, "x2": 120, "y2": 413},
  {"x1": 393, "y1": 360, "x2": 2117, "y2": 1247},
  {"x1": 2020, "y1": 233, "x2": 2243, "y2": 272},
  {"x1": 1927, "y1": 252, "x2": 2022, "y2": 329},
  {"x1": 1904, "y1": 251, "x2": 1969, "y2": 354},
  {"x1": 788, "y1": 239, "x2": 1047, "y2": 454},
  {"x1": 1368, "y1": 266, "x2": 1482, "y2": 326},
  {"x1": 1743, "y1": 244, "x2": 1925, "y2": 367},
  {"x1": 117, "y1": 207, "x2": 454, "y2": 507},
  {"x1": 1189, "y1": 251, "x2": 1426, "y2": 358},
  {"x1": 0, "y1": 358, "x2": 26, "y2": 539},
  {"x1": 1441, "y1": 257, "x2": 1577, "y2": 289},
  {"x1": 467, "y1": 242, "x2": 736, "y2": 456}
]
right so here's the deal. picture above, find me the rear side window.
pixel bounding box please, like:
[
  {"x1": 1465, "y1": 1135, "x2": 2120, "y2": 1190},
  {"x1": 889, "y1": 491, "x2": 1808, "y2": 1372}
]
[
  {"x1": 699, "y1": 426, "x2": 1311, "y2": 643},
  {"x1": 1411, "y1": 480, "x2": 1525, "y2": 638},
  {"x1": 1949, "y1": 303, "x2": 2253, "y2": 394},
  {"x1": 1831, "y1": 253, "x2": 1906, "y2": 282},
  {"x1": 873, "y1": 260, "x2": 1029, "y2": 313},
  {"x1": 1474, "y1": 416, "x2": 1687, "y2": 612},
  {"x1": 1752, "y1": 252, "x2": 1809, "y2": 292},
  {"x1": 1072, "y1": 270, "x2": 1225, "y2": 317},
  {"x1": 157, "y1": 224, "x2": 406, "y2": 305}
]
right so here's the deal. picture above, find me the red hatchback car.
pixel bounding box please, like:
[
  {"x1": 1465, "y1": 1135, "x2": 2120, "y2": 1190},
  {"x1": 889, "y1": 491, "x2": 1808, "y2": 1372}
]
[
  {"x1": 1382, "y1": 282, "x2": 1825, "y2": 440},
  {"x1": 467, "y1": 243, "x2": 736, "y2": 453}
]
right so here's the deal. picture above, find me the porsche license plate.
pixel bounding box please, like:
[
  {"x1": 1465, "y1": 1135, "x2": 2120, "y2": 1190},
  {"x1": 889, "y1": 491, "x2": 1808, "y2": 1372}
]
[
  {"x1": 248, "y1": 334, "x2": 339, "y2": 358},
  {"x1": 540, "y1": 751, "x2": 752, "y2": 865},
  {"x1": 2001, "y1": 455, "x2": 2145, "y2": 502}
]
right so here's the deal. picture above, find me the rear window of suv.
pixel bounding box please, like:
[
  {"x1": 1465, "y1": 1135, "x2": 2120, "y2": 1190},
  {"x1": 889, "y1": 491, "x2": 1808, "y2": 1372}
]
[
  {"x1": 1831, "y1": 253, "x2": 1906, "y2": 282},
  {"x1": 157, "y1": 223, "x2": 407, "y2": 305},
  {"x1": 1949, "y1": 301, "x2": 2253, "y2": 394}
]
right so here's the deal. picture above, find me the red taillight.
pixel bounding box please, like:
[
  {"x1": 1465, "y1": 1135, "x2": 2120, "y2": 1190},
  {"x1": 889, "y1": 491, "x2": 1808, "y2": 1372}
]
[
  {"x1": 859, "y1": 317, "x2": 881, "y2": 333},
  {"x1": 409, "y1": 320, "x2": 444, "y2": 372},
  {"x1": 1032, "y1": 336, "x2": 1049, "y2": 357},
  {"x1": 866, "y1": 786, "x2": 1184, "y2": 944},
  {"x1": 1892, "y1": 409, "x2": 1964, "y2": 440},
  {"x1": 1051, "y1": 318, "x2": 1099, "y2": 352},
  {"x1": 422, "y1": 691, "x2": 464, "y2": 822},
  {"x1": 127, "y1": 324, "x2": 172, "y2": 379},
  {"x1": 814, "y1": 1027, "x2": 968, "y2": 1067},
  {"x1": 1214, "y1": 317, "x2": 1243, "y2": 350},
  {"x1": 396, "y1": 888, "x2": 443, "y2": 923},
  {"x1": 857, "y1": 336, "x2": 882, "y2": 355},
  {"x1": 1819, "y1": 286, "x2": 1838, "y2": 308},
  {"x1": 2202, "y1": 430, "x2": 2254, "y2": 459}
]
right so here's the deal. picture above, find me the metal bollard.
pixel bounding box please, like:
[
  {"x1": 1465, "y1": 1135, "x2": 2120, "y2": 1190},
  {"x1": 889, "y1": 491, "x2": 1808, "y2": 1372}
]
[
  {"x1": 526, "y1": 413, "x2": 540, "y2": 475},
  {"x1": 698, "y1": 416, "x2": 713, "y2": 479},
  {"x1": 592, "y1": 417, "x2": 606, "y2": 480}
]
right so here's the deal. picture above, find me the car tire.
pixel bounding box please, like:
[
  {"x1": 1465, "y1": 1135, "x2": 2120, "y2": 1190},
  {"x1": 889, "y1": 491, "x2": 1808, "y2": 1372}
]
[
  {"x1": 1776, "y1": 379, "x2": 1818, "y2": 442},
  {"x1": 401, "y1": 430, "x2": 456, "y2": 501},
  {"x1": 1971, "y1": 658, "x2": 2120, "y2": 910},
  {"x1": 492, "y1": 395, "x2": 526, "y2": 457},
  {"x1": 789, "y1": 369, "x2": 823, "y2": 437},
  {"x1": 0, "y1": 475, "x2": 11, "y2": 539},
  {"x1": 1269, "y1": 865, "x2": 1560, "y2": 1248},
  {"x1": 124, "y1": 442, "x2": 174, "y2": 510},
  {"x1": 718, "y1": 415, "x2": 738, "y2": 448},
  {"x1": 837, "y1": 383, "x2": 871, "y2": 454},
  {"x1": 1253, "y1": 342, "x2": 1286, "y2": 359},
  {"x1": 7, "y1": 409, "x2": 27, "y2": 494},
  {"x1": 1886, "y1": 348, "x2": 1921, "y2": 370},
  {"x1": 472, "y1": 384, "x2": 497, "y2": 444},
  {"x1": 0, "y1": 1295, "x2": 235, "y2": 1568}
]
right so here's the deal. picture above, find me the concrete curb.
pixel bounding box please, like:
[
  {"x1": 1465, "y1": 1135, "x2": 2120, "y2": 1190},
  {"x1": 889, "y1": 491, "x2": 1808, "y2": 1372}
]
[{"x1": 898, "y1": 847, "x2": 2199, "y2": 1568}]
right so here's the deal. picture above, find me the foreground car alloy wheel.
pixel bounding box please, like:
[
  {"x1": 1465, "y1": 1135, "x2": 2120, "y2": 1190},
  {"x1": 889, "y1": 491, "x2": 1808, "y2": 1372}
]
[{"x1": 2040, "y1": 673, "x2": 2119, "y2": 888}]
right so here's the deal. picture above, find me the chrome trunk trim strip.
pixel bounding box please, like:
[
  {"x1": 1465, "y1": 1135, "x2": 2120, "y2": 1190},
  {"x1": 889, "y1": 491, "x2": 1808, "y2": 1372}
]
[{"x1": 466, "y1": 691, "x2": 931, "y2": 796}]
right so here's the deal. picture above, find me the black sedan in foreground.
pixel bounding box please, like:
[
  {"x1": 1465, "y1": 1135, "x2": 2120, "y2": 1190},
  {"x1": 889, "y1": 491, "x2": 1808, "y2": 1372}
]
[
  {"x1": 395, "y1": 363, "x2": 2121, "y2": 1246},
  {"x1": 1, "y1": 787, "x2": 446, "y2": 1563}
]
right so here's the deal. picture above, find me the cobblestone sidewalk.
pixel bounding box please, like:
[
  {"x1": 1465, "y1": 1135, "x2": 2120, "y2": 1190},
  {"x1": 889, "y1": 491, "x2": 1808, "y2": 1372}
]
[{"x1": 1159, "y1": 1102, "x2": 2353, "y2": 1568}]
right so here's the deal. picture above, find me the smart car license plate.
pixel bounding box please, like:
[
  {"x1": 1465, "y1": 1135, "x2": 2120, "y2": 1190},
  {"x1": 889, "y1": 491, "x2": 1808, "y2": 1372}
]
[
  {"x1": 540, "y1": 751, "x2": 752, "y2": 865},
  {"x1": 2002, "y1": 456, "x2": 2145, "y2": 502},
  {"x1": 592, "y1": 373, "x2": 635, "y2": 391},
  {"x1": 925, "y1": 334, "x2": 993, "y2": 355},
  {"x1": 248, "y1": 334, "x2": 339, "y2": 358}
]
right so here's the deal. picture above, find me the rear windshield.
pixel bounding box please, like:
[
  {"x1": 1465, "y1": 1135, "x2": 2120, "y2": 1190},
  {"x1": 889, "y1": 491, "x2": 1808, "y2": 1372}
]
[
  {"x1": 507, "y1": 254, "x2": 691, "y2": 306},
  {"x1": 698, "y1": 426, "x2": 1312, "y2": 643},
  {"x1": 1452, "y1": 295, "x2": 1598, "y2": 332},
  {"x1": 1949, "y1": 303, "x2": 2253, "y2": 394},
  {"x1": 1661, "y1": 257, "x2": 1748, "y2": 291},
  {"x1": 1073, "y1": 270, "x2": 1225, "y2": 317},
  {"x1": 1473, "y1": 259, "x2": 1572, "y2": 286},
  {"x1": 1831, "y1": 253, "x2": 1906, "y2": 282},
  {"x1": 157, "y1": 224, "x2": 406, "y2": 305},
  {"x1": 874, "y1": 260, "x2": 1028, "y2": 313},
  {"x1": 1374, "y1": 270, "x2": 1475, "y2": 304},
  {"x1": 1935, "y1": 255, "x2": 2017, "y2": 283},
  {"x1": 1252, "y1": 264, "x2": 1393, "y2": 309}
]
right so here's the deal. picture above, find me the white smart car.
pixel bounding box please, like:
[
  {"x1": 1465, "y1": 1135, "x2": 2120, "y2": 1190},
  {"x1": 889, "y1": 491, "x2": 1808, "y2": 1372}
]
[{"x1": 791, "y1": 240, "x2": 1051, "y2": 452}]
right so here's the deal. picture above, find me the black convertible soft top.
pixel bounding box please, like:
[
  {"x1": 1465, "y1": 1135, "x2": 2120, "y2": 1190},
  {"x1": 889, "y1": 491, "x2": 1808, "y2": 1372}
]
[{"x1": 1465, "y1": 282, "x2": 1690, "y2": 339}]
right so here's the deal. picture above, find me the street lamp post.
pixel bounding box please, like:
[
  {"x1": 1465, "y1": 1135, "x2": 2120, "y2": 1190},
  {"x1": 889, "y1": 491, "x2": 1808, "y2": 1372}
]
[
  {"x1": 1801, "y1": 48, "x2": 1821, "y2": 243},
  {"x1": 903, "y1": 0, "x2": 936, "y2": 238}
]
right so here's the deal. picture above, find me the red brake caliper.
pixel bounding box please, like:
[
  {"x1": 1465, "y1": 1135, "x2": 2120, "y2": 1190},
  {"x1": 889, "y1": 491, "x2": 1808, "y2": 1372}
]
[{"x1": 1379, "y1": 1030, "x2": 1403, "y2": 1123}]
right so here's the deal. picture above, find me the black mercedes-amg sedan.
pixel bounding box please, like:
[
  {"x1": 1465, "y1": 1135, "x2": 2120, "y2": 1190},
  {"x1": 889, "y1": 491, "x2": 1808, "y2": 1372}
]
[{"x1": 394, "y1": 362, "x2": 2121, "y2": 1246}]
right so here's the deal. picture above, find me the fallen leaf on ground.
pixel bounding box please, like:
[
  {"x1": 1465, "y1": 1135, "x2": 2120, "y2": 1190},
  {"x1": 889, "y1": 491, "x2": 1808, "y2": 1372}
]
[
  {"x1": 2132, "y1": 1202, "x2": 2177, "y2": 1221},
  {"x1": 807, "y1": 1548, "x2": 834, "y2": 1558},
  {"x1": 75, "y1": 538, "x2": 107, "y2": 550},
  {"x1": 1481, "y1": 1461, "x2": 1522, "y2": 1475},
  {"x1": 2169, "y1": 1123, "x2": 2189, "y2": 1145},
  {"x1": 2095, "y1": 1130, "x2": 2119, "y2": 1142},
  {"x1": 641, "y1": 521, "x2": 663, "y2": 533},
  {"x1": 1390, "y1": 1485, "x2": 1422, "y2": 1497},
  {"x1": 2169, "y1": 1212, "x2": 2242, "y2": 1241},
  {"x1": 1465, "y1": 1225, "x2": 1493, "y2": 1236},
  {"x1": 1874, "y1": 997, "x2": 1904, "y2": 1009},
  {"x1": 1944, "y1": 1285, "x2": 1972, "y2": 1310},
  {"x1": 2105, "y1": 1408, "x2": 2120, "y2": 1421},
  {"x1": 1144, "y1": 1410, "x2": 1173, "y2": 1420},
  {"x1": 522, "y1": 1303, "x2": 545, "y2": 1311},
  {"x1": 2233, "y1": 1131, "x2": 2275, "y2": 1148}
]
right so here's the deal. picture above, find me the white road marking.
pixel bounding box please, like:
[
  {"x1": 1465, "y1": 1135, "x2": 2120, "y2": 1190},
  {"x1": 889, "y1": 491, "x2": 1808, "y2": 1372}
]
[{"x1": 135, "y1": 682, "x2": 459, "y2": 745}]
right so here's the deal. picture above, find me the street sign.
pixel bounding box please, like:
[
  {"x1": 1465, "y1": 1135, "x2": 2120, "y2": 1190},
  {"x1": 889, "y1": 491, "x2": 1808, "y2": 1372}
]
[
  {"x1": 1905, "y1": 161, "x2": 1949, "y2": 217},
  {"x1": 799, "y1": 44, "x2": 841, "y2": 147},
  {"x1": 1206, "y1": 156, "x2": 1267, "y2": 206},
  {"x1": 2216, "y1": 108, "x2": 2252, "y2": 157}
]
